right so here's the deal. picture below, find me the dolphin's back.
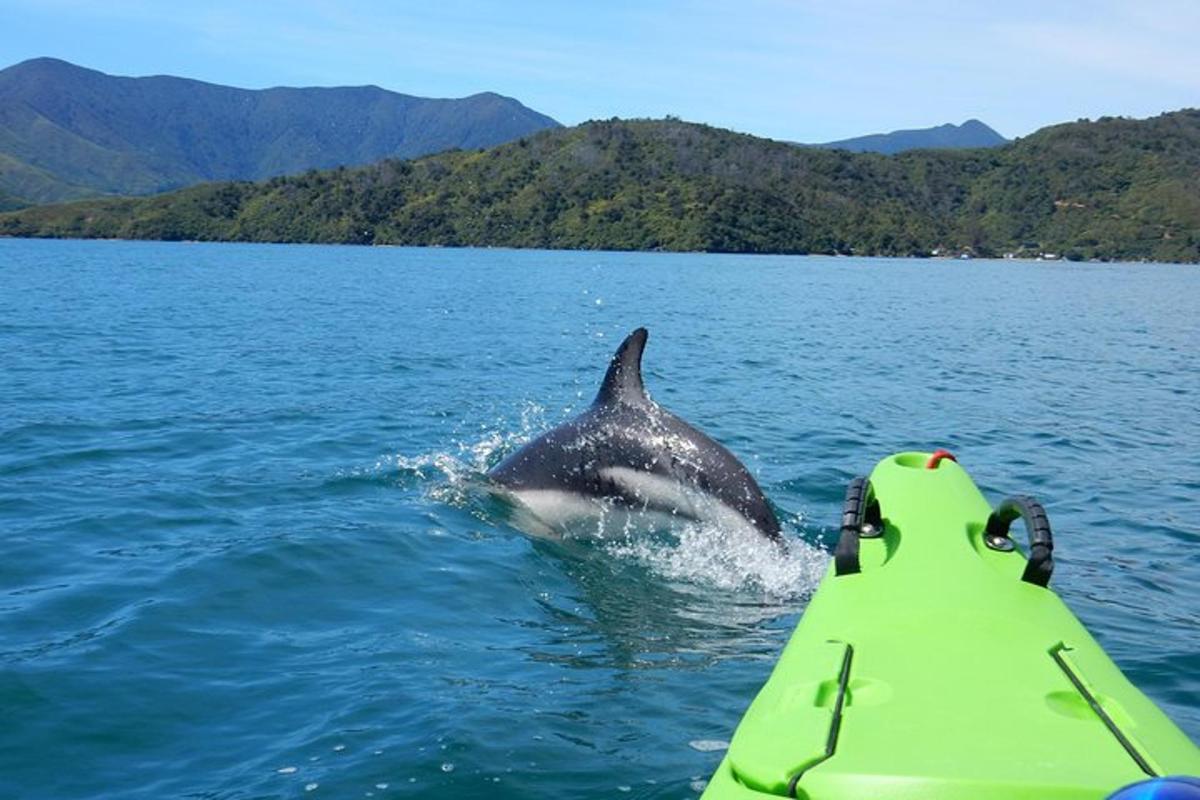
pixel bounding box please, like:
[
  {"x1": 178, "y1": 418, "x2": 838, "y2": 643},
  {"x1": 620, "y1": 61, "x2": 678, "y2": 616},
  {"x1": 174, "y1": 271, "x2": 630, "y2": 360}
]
[{"x1": 620, "y1": 405, "x2": 781, "y2": 539}]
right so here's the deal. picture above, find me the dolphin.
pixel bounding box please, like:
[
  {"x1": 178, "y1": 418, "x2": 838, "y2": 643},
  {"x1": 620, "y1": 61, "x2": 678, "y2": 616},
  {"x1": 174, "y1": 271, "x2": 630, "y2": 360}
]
[{"x1": 487, "y1": 328, "x2": 782, "y2": 542}]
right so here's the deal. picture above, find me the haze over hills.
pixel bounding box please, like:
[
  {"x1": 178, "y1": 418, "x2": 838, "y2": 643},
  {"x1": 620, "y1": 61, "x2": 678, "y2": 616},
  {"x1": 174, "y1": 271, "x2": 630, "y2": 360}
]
[
  {"x1": 814, "y1": 119, "x2": 1008, "y2": 154},
  {"x1": 0, "y1": 58, "x2": 561, "y2": 205},
  {"x1": 4, "y1": 110, "x2": 1197, "y2": 263}
]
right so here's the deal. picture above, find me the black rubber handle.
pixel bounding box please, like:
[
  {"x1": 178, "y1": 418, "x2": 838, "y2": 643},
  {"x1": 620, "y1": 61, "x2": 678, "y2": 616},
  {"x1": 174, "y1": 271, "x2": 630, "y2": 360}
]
[
  {"x1": 834, "y1": 477, "x2": 880, "y2": 576},
  {"x1": 984, "y1": 495, "x2": 1054, "y2": 587}
]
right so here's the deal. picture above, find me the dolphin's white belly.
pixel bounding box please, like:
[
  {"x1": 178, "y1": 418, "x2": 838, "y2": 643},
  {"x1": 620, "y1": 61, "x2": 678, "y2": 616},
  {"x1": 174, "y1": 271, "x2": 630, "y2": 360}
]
[{"x1": 496, "y1": 466, "x2": 763, "y2": 540}]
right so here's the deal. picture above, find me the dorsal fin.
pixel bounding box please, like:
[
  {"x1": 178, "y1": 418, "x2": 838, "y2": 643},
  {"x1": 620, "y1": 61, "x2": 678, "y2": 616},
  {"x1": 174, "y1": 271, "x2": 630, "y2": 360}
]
[{"x1": 594, "y1": 328, "x2": 649, "y2": 407}]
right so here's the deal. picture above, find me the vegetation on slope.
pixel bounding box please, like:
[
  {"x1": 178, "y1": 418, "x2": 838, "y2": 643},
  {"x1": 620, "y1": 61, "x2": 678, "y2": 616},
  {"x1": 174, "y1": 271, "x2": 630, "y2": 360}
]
[{"x1": 2, "y1": 110, "x2": 1198, "y2": 263}]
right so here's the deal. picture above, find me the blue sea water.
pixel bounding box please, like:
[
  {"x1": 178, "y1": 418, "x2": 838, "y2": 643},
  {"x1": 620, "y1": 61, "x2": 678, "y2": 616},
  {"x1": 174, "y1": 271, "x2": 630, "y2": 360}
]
[{"x1": 1, "y1": 238, "x2": 1197, "y2": 799}]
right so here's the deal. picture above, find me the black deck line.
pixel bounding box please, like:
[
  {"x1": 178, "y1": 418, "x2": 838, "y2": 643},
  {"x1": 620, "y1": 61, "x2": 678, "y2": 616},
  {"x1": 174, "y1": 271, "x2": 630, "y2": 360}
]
[
  {"x1": 1051, "y1": 645, "x2": 1156, "y2": 778},
  {"x1": 786, "y1": 642, "x2": 854, "y2": 798}
]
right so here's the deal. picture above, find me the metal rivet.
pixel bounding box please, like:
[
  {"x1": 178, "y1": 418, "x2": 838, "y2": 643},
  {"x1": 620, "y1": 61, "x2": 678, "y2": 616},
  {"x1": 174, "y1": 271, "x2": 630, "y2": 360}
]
[
  {"x1": 985, "y1": 534, "x2": 1015, "y2": 552},
  {"x1": 859, "y1": 523, "x2": 882, "y2": 539}
]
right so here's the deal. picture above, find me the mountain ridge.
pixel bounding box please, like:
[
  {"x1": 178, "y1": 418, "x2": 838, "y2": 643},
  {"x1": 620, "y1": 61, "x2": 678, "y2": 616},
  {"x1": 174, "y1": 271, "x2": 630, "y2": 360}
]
[
  {"x1": 0, "y1": 57, "x2": 561, "y2": 205},
  {"x1": 813, "y1": 119, "x2": 1008, "y2": 154}
]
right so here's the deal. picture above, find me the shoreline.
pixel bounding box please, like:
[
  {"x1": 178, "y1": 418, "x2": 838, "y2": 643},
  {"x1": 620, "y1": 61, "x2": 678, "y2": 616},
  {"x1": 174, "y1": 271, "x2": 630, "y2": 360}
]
[{"x1": 2, "y1": 235, "x2": 1194, "y2": 266}]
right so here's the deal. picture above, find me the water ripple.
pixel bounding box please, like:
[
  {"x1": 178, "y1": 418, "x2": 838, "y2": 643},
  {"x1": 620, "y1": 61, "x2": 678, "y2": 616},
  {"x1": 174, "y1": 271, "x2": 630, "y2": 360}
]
[{"x1": 0, "y1": 240, "x2": 1197, "y2": 799}]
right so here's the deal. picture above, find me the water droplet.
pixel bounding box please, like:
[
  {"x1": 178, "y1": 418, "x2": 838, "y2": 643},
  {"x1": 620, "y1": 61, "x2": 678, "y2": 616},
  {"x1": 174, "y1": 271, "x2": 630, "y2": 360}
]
[
  {"x1": 277, "y1": 766, "x2": 297, "y2": 775},
  {"x1": 441, "y1": 763, "x2": 455, "y2": 773},
  {"x1": 690, "y1": 780, "x2": 708, "y2": 793},
  {"x1": 305, "y1": 783, "x2": 319, "y2": 792},
  {"x1": 333, "y1": 744, "x2": 346, "y2": 752}
]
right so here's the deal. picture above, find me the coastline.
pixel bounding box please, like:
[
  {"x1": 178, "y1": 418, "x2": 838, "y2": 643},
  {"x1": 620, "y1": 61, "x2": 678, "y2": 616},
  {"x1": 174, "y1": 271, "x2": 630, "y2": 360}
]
[{"x1": 3, "y1": 235, "x2": 1194, "y2": 266}]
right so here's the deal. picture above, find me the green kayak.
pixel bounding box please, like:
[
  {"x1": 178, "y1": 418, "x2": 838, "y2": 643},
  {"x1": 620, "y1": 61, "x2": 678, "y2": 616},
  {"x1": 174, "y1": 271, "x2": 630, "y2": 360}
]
[{"x1": 702, "y1": 452, "x2": 1200, "y2": 799}]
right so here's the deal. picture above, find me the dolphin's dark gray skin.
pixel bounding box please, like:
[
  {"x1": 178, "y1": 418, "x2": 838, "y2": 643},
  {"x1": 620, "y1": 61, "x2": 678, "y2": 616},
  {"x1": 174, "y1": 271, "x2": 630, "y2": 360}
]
[{"x1": 487, "y1": 328, "x2": 782, "y2": 541}]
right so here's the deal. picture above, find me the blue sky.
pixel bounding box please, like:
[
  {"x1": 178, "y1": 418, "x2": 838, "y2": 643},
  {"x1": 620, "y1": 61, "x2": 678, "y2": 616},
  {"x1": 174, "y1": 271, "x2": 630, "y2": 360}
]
[{"x1": 2, "y1": 0, "x2": 1197, "y2": 141}]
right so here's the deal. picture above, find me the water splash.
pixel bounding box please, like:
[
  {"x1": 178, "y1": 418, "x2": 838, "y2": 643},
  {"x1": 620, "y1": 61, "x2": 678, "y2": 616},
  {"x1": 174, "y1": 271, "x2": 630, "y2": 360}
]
[
  {"x1": 372, "y1": 407, "x2": 828, "y2": 601},
  {"x1": 605, "y1": 521, "x2": 826, "y2": 600},
  {"x1": 347, "y1": 402, "x2": 551, "y2": 498}
]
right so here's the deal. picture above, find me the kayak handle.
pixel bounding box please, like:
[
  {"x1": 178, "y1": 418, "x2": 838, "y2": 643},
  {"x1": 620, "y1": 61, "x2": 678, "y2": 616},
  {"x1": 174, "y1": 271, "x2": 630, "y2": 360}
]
[
  {"x1": 834, "y1": 477, "x2": 882, "y2": 576},
  {"x1": 984, "y1": 495, "x2": 1054, "y2": 587}
]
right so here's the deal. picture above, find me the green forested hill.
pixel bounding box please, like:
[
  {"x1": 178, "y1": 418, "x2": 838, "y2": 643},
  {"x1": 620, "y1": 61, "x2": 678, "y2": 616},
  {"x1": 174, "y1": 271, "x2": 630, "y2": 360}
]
[{"x1": 2, "y1": 110, "x2": 1198, "y2": 262}]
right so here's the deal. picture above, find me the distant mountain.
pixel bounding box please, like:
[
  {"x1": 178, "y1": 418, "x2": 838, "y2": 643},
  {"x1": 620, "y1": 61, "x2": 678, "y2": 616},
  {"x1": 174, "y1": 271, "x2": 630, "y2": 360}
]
[
  {"x1": 814, "y1": 119, "x2": 1008, "y2": 154},
  {"x1": 5, "y1": 110, "x2": 1198, "y2": 263},
  {"x1": 0, "y1": 57, "x2": 560, "y2": 206},
  {"x1": 0, "y1": 183, "x2": 28, "y2": 212}
]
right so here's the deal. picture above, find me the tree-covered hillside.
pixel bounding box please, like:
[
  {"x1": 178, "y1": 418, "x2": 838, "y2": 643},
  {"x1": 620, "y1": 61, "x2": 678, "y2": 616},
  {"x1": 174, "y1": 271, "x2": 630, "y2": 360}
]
[{"x1": 2, "y1": 110, "x2": 1198, "y2": 262}]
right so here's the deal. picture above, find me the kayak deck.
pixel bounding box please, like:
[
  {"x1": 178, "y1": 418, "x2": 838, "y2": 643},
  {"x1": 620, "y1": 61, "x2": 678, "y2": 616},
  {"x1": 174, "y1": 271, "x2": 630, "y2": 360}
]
[{"x1": 703, "y1": 453, "x2": 1200, "y2": 799}]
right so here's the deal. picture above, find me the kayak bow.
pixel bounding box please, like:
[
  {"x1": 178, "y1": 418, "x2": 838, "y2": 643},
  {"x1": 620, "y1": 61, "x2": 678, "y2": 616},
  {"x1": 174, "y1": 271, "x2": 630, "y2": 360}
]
[{"x1": 703, "y1": 452, "x2": 1200, "y2": 799}]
